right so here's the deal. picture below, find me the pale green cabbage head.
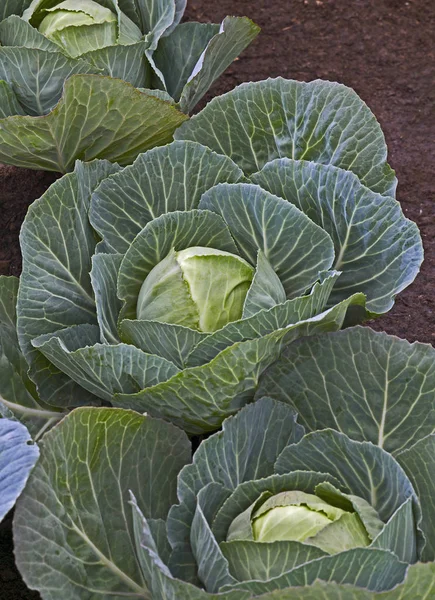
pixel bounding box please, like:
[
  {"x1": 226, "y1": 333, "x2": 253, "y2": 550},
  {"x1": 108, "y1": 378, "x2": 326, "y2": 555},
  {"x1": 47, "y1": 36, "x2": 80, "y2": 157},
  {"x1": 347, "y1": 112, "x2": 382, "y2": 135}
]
[
  {"x1": 227, "y1": 489, "x2": 384, "y2": 555},
  {"x1": 137, "y1": 246, "x2": 254, "y2": 333},
  {"x1": 23, "y1": 0, "x2": 142, "y2": 57}
]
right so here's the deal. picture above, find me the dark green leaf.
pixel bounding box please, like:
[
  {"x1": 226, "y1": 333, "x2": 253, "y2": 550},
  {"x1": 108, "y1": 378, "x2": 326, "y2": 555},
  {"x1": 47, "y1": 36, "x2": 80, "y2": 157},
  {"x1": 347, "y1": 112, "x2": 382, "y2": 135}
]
[
  {"x1": 176, "y1": 78, "x2": 396, "y2": 195},
  {"x1": 14, "y1": 407, "x2": 191, "y2": 598},
  {"x1": 257, "y1": 327, "x2": 435, "y2": 454}
]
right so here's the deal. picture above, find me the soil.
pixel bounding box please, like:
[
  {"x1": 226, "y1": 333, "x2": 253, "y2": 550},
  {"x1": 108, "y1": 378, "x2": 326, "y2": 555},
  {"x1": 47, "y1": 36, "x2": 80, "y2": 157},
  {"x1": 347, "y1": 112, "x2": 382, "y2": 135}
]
[{"x1": 0, "y1": 0, "x2": 434, "y2": 598}]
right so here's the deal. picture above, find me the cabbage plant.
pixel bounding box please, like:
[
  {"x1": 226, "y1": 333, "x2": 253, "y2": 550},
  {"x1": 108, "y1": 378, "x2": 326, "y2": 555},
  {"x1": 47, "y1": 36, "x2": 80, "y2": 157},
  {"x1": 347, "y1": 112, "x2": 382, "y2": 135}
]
[
  {"x1": 0, "y1": 1, "x2": 259, "y2": 171},
  {"x1": 1, "y1": 79, "x2": 422, "y2": 436},
  {"x1": 6, "y1": 326, "x2": 435, "y2": 597}
]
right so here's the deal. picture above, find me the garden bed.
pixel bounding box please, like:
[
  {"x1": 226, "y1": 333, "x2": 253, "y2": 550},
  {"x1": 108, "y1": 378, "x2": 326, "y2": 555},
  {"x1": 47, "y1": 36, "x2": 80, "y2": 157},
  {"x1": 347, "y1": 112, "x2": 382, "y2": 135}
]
[{"x1": 0, "y1": 0, "x2": 434, "y2": 597}]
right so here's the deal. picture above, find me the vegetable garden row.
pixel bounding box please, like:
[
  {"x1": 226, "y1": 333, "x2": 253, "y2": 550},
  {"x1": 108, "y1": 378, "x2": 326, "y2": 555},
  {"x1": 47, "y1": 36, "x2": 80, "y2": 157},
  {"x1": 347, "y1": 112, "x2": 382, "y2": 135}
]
[{"x1": 1, "y1": 1, "x2": 434, "y2": 599}]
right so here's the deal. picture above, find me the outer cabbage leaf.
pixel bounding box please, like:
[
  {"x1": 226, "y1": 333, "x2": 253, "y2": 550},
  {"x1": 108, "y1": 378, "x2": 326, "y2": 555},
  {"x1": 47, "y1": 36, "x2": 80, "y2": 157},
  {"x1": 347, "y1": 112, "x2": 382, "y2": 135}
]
[
  {"x1": 0, "y1": 74, "x2": 188, "y2": 172},
  {"x1": 222, "y1": 549, "x2": 406, "y2": 594},
  {"x1": 246, "y1": 563, "x2": 435, "y2": 599},
  {"x1": 14, "y1": 407, "x2": 191, "y2": 599},
  {"x1": 0, "y1": 0, "x2": 32, "y2": 21},
  {"x1": 111, "y1": 296, "x2": 366, "y2": 434},
  {"x1": 0, "y1": 15, "x2": 60, "y2": 51},
  {"x1": 251, "y1": 160, "x2": 422, "y2": 314},
  {"x1": 0, "y1": 419, "x2": 39, "y2": 522},
  {"x1": 0, "y1": 80, "x2": 26, "y2": 118},
  {"x1": 90, "y1": 252, "x2": 123, "y2": 343},
  {"x1": 0, "y1": 276, "x2": 65, "y2": 436},
  {"x1": 0, "y1": 46, "x2": 101, "y2": 115},
  {"x1": 89, "y1": 140, "x2": 244, "y2": 254},
  {"x1": 176, "y1": 78, "x2": 397, "y2": 196},
  {"x1": 17, "y1": 160, "x2": 120, "y2": 406},
  {"x1": 153, "y1": 21, "x2": 219, "y2": 102},
  {"x1": 177, "y1": 17, "x2": 261, "y2": 114},
  {"x1": 257, "y1": 327, "x2": 435, "y2": 455},
  {"x1": 397, "y1": 435, "x2": 435, "y2": 561}
]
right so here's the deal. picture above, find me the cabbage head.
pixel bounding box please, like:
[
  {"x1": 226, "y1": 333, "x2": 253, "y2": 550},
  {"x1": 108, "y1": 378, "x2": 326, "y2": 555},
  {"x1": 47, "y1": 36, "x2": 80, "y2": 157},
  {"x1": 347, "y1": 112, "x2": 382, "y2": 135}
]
[
  {"x1": 10, "y1": 326, "x2": 435, "y2": 598},
  {"x1": 25, "y1": 0, "x2": 142, "y2": 57},
  {"x1": 0, "y1": 0, "x2": 259, "y2": 170}
]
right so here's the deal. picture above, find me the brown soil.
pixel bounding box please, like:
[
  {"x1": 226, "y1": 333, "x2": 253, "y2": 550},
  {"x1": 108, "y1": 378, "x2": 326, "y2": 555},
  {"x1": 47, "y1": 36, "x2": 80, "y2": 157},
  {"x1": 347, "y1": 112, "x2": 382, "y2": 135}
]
[{"x1": 1, "y1": 0, "x2": 434, "y2": 597}]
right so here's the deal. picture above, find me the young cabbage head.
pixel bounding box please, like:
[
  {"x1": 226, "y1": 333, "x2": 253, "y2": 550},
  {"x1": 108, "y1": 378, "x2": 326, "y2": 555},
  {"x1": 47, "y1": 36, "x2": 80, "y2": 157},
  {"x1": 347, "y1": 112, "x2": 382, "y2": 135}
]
[
  {"x1": 137, "y1": 247, "x2": 255, "y2": 333},
  {"x1": 227, "y1": 489, "x2": 385, "y2": 555},
  {"x1": 24, "y1": 0, "x2": 142, "y2": 57}
]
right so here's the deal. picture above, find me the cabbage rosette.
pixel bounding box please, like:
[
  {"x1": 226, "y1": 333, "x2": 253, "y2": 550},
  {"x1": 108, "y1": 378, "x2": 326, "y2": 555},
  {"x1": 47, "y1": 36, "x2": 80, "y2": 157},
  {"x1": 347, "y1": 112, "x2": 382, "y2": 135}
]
[
  {"x1": 11, "y1": 326, "x2": 435, "y2": 598},
  {"x1": 1, "y1": 79, "x2": 422, "y2": 434},
  {"x1": 0, "y1": 0, "x2": 259, "y2": 170}
]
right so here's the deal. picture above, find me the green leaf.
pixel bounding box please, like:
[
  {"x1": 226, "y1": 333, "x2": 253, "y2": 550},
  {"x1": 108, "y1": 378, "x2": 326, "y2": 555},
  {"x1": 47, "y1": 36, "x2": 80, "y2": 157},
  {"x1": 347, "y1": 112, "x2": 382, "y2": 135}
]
[
  {"x1": 0, "y1": 47, "x2": 100, "y2": 115},
  {"x1": 120, "y1": 319, "x2": 207, "y2": 369},
  {"x1": 113, "y1": 294, "x2": 365, "y2": 434},
  {"x1": 153, "y1": 22, "x2": 219, "y2": 101},
  {"x1": 182, "y1": 397, "x2": 303, "y2": 500},
  {"x1": 90, "y1": 253, "x2": 123, "y2": 343},
  {"x1": 186, "y1": 272, "x2": 339, "y2": 367},
  {"x1": 138, "y1": 86, "x2": 175, "y2": 103},
  {"x1": 135, "y1": 0, "x2": 175, "y2": 39},
  {"x1": 176, "y1": 78, "x2": 397, "y2": 196},
  {"x1": 76, "y1": 155, "x2": 122, "y2": 202},
  {"x1": 250, "y1": 562, "x2": 435, "y2": 599},
  {"x1": 221, "y1": 540, "x2": 326, "y2": 582},
  {"x1": 149, "y1": 567, "x2": 250, "y2": 600},
  {"x1": 199, "y1": 183, "x2": 335, "y2": 299},
  {"x1": 0, "y1": 74, "x2": 188, "y2": 172},
  {"x1": 0, "y1": 276, "x2": 64, "y2": 436},
  {"x1": 191, "y1": 493, "x2": 237, "y2": 592},
  {"x1": 17, "y1": 170, "x2": 100, "y2": 406},
  {"x1": 178, "y1": 17, "x2": 261, "y2": 113},
  {"x1": 275, "y1": 430, "x2": 417, "y2": 524},
  {"x1": 257, "y1": 327, "x2": 435, "y2": 454},
  {"x1": 371, "y1": 498, "x2": 418, "y2": 564},
  {"x1": 115, "y1": 0, "x2": 141, "y2": 29},
  {"x1": 243, "y1": 250, "x2": 287, "y2": 318},
  {"x1": 80, "y1": 40, "x2": 151, "y2": 87},
  {"x1": 117, "y1": 209, "x2": 238, "y2": 320},
  {"x1": 130, "y1": 493, "x2": 172, "y2": 587},
  {"x1": 304, "y1": 512, "x2": 371, "y2": 555},
  {"x1": 0, "y1": 0, "x2": 32, "y2": 20},
  {"x1": 0, "y1": 15, "x2": 59, "y2": 50},
  {"x1": 252, "y1": 160, "x2": 422, "y2": 313},
  {"x1": 116, "y1": 2, "x2": 145, "y2": 43},
  {"x1": 314, "y1": 482, "x2": 384, "y2": 542},
  {"x1": 168, "y1": 0, "x2": 186, "y2": 34},
  {"x1": 0, "y1": 419, "x2": 39, "y2": 522},
  {"x1": 33, "y1": 330, "x2": 179, "y2": 402},
  {"x1": 397, "y1": 435, "x2": 435, "y2": 561},
  {"x1": 224, "y1": 548, "x2": 407, "y2": 594},
  {"x1": 90, "y1": 140, "x2": 243, "y2": 254},
  {"x1": 0, "y1": 80, "x2": 25, "y2": 118},
  {"x1": 14, "y1": 407, "x2": 191, "y2": 599}
]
